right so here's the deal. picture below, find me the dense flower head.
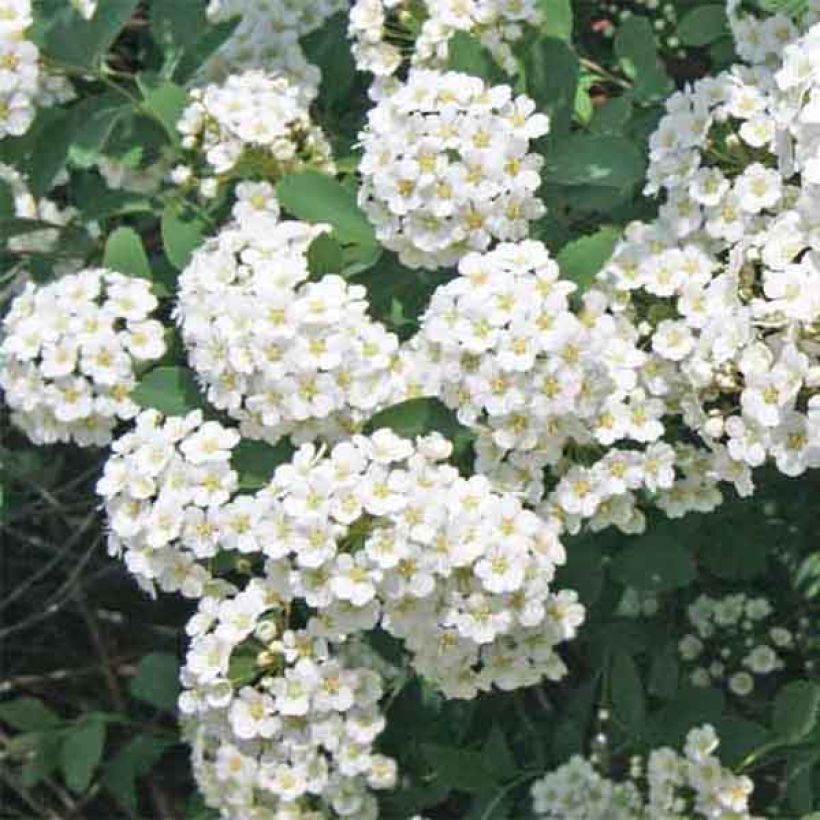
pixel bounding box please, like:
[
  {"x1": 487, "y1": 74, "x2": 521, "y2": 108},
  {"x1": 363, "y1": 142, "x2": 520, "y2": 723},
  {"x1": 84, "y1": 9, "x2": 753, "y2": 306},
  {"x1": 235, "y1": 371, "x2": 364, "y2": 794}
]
[
  {"x1": 99, "y1": 421, "x2": 583, "y2": 697},
  {"x1": 176, "y1": 70, "x2": 334, "y2": 198},
  {"x1": 175, "y1": 189, "x2": 401, "y2": 445},
  {"x1": 531, "y1": 724, "x2": 755, "y2": 819},
  {"x1": 0, "y1": 268, "x2": 166, "y2": 446},
  {"x1": 357, "y1": 70, "x2": 549, "y2": 269},
  {"x1": 600, "y1": 37, "x2": 820, "y2": 494},
  {"x1": 181, "y1": 583, "x2": 394, "y2": 819},
  {"x1": 409, "y1": 239, "x2": 723, "y2": 531},
  {"x1": 0, "y1": 0, "x2": 74, "y2": 138},
  {"x1": 97, "y1": 409, "x2": 241, "y2": 597},
  {"x1": 202, "y1": 0, "x2": 346, "y2": 93},
  {"x1": 348, "y1": 0, "x2": 541, "y2": 78}
]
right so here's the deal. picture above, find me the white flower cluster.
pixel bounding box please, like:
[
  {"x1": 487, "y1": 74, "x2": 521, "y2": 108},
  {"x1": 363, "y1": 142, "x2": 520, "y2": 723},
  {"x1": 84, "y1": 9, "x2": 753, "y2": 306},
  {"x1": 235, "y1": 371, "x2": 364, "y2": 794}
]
[
  {"x1": 357, "y1": 70, "x2": 548, "y2": 269},
  {"x1": 176, "y1": 70, "x2": 334, "y2": 199},
  {"x1": 203, "y1": 0, "x2": 346, "y2": 94},
  {"x1": 0, "y1": 0, "x2": 74, "y2": 138},
  {"x1": 97, "y1": 409, "x2": 241, "y2": 597},
  {"x1": 348, "y1": 0, "x2": 540, "y2": 78},
  {"x1": 680, "y1": 593, "x2": 793, "y2": 697},
  {"x1": 600, "y1": 33, "x2": 820, "y2": 494},
  {"x1": 100, "y1": 422, "x2": 583, "y2": 811},
  {"x1": 175, "y1": 188, "x2": 400, "y2": 445},
  {"x1": 532, "y1": 725, "x2": 755, "y2": 819},
  {"x1": 0, "y1": 269, "x2": 165, "y2": 446},
  {"x1": 411, "y1": 239, "x2": 721, "y2": 531},
  {"x1": 181, "y1": 582, "x2": 394, "y2": 819},
  {"x1": 100, "y1": 422, "x2": 583, "y2": 697},
  {"x1": 726, "y1": 0, "x2": 808, "y2": 67},
  {"x1": 0, "y1": 162, "x2": 78, "y2": 258}
]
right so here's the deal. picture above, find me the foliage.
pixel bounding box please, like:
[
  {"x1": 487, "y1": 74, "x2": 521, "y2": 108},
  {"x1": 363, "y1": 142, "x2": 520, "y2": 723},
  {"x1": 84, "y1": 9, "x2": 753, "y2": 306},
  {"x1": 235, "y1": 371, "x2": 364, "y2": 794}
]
[{"x1": 1, "y1": 1, "x2": 818, "y2": 818}]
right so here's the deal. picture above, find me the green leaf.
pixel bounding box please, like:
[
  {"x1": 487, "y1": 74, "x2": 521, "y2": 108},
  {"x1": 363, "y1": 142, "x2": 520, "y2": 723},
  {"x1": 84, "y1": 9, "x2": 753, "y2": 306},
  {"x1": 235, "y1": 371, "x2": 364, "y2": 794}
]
[
  {"x1": 364, "y1": 398, "x2": 465, "y2": 441},
  {"x1": 648, "y1": 643, "x2": 679, "y2": 700},
  {"x1": 68, "y1": 92, "x2": 130, "y2": 169},
  {"x1": 590, "y1": 95, "x2": 634, "y2": 136},
  {"x1": 132, "y1": 366, "x2": 207, "y2": 416},
  {"x1": 614, "y1": 16, "x2": 673, "y2": 102},
  {"x1": 556, "y1": 226, "x2": 621, "y2": 290},
  {"x1": 648, "y1": 685, "x2": 725, "y2": 747},
  {"x1": 103, "y1": 227, "x2": 152, "y2": 280},
  {"x1": 538, "y1": 0, "x2": 573, "y2": 41},
  {"x1": 39, "y1": 0, "x2": 139, "y2": 69},
  {"x1": 21, "y1": 730, "x2": 62, "y2": 787},
  {"x1": 149, "y1": 0, "x2": 208, "y2": 51},
  {"x1": 0, "y1": 697, "x2": 61, "y2": 732},
  {"x1": 277, "y1": 170, "x2": 375, "y2": 247},
  {"x1": 174, "y1": 19, "x2": 240, "y2": 83},
  {"x1": 232, "y1": 439, "x2": 294, "y2": 489},
  {"x1": 545, "y1": 134, "x2": 645, "y2": 189},
  {"x1": 785, "y1": 749, "x2": 819, "y2": 815},
  {"x1": 301, "y1": 11, "x2": 357, "y2": 113},
  {"x1": 481, "y1": 725, "x2": 517, "y2": 781},
  {"x1": 676, "y1": 5, "x2": 730, "y2": 47},
  {"x1": 557, "y1": 535, "x2": 605, "y2": 605},
  {"x1": 60, "y1": 716, "x2": 106, "y2": 794},
  {"x1": 610, "y1": 651, "x2": 646, "y2": 732},
  {"x1": 129, "y1": 652, "x2": 179, "y2": 712},
  {"x1": 695, "y1": 505, "x2": 769, "y2": 581},
  {"x1": 795, "y1": 552, "x2": 820, "y2": 599},
  {"x1": 0, "y1": 179, "x2": 14, "y2": 218},
  {"x1": 161, "y1": 202, "x2": 207, "y2": 270},
  {"x1": 610, "y1": 526, "x2": 695, "y2": 592},
  {"x1": 712, "y1": 717, "x2": 769, "y2": 768},
  {"x1": 28, "y1": 109, "x2": 73, "y2": 196},
  {"x1": 421, "y1": 743, "x2": 500, "y2": 794},
  {"x1": 137, "y1": 74, "x2": 187, "y2": 143},
  {"x1": 773, "y1": 681, "x2": 820, "y2": 743},
  {"x1": 308, "y1": 233, "x2": 344, "y2": 278},
  {"x1": 447, "y1": 31, "x2": 507, "y2": 84},
  {"x1": 103, "y1": 733, "x2": 174, "y2": 813},
  {"x1": 0, "y1": 218, "x2": 57, "y2": 239},
  {"x1": 522, "y1": 37, "x2": 578, "y2": 137}
]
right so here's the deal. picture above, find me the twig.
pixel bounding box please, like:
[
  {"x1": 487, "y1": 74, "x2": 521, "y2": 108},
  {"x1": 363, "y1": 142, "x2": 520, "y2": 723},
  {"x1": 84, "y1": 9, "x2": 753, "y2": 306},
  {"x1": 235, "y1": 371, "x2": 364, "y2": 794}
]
[
  {"x1": 0, "y1": 537, "x2": 101, "y2": 640},
  {"x1": 1, "y1": 512, "x2": 98, "y2": 613}
]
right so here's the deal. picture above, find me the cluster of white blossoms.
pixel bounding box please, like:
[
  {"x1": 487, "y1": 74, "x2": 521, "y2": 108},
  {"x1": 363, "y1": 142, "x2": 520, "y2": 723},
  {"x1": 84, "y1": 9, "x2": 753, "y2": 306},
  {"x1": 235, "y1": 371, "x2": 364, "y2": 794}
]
[
  {"x1": 357, "y1": 70, "x2": 549, "y2": 269},
  {"x1": 348, "y1": 0, "x2": 540, "y2": 78},
  {"x1": 175, "y1": 187, "x2": 400, "y2": 445},
  {"x1": 0, "y1": 269, "x2": 165, "y2": 447},
  {"x1": 725, "y1": 0, "x2": 810, "y2": 67},
  {"x1": 175, "y1": 70, "x2": 334, "y2": 199},
  {"x1": 99, "y1": 422, "x2": 585, "y2": 698},
  {"x1": 99, "y1": 422, "x2": 584, "y2": 811},
  {"x1": 202, "y1": 0, "x2": 345, "y2": 94},
  {"x1": 181, "y1": 581, "x2": 395, "y2": 819},
  {"x1": 679, "y1": 593, "x2": 794, "y2": 697},
  {"x1": 599, "y1": 23, "x2": 820, "y2": 497},
  {"x1": 532, "y1": 725, "x2": 755, "y2": 819},
  {"x1": 97, "y1": 409, "x2": 241, "y2": 598},
  {"x1": 411, "y1": 239, "x2": 726, "y2": 531},
  {"x1": 0, "y1": 0, "x2": 74, "y2": 138}
]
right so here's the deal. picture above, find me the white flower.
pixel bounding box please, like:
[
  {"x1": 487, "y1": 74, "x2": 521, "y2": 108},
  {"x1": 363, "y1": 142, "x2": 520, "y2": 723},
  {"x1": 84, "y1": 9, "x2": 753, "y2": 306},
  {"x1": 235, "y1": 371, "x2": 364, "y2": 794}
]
[
  {"x1": 358, "y1": 71, "x2": 548, "y2": 269},
  {"x1": 1, "y1": 269, "x2": 165, "y2": 447}
]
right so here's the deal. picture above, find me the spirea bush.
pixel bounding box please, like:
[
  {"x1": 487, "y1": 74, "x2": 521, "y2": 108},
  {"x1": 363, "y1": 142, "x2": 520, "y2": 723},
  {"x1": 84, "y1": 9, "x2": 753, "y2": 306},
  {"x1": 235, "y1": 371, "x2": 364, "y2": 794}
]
[{"x1": 0, "y1": 0, "x2": 818, "y2": 818}]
